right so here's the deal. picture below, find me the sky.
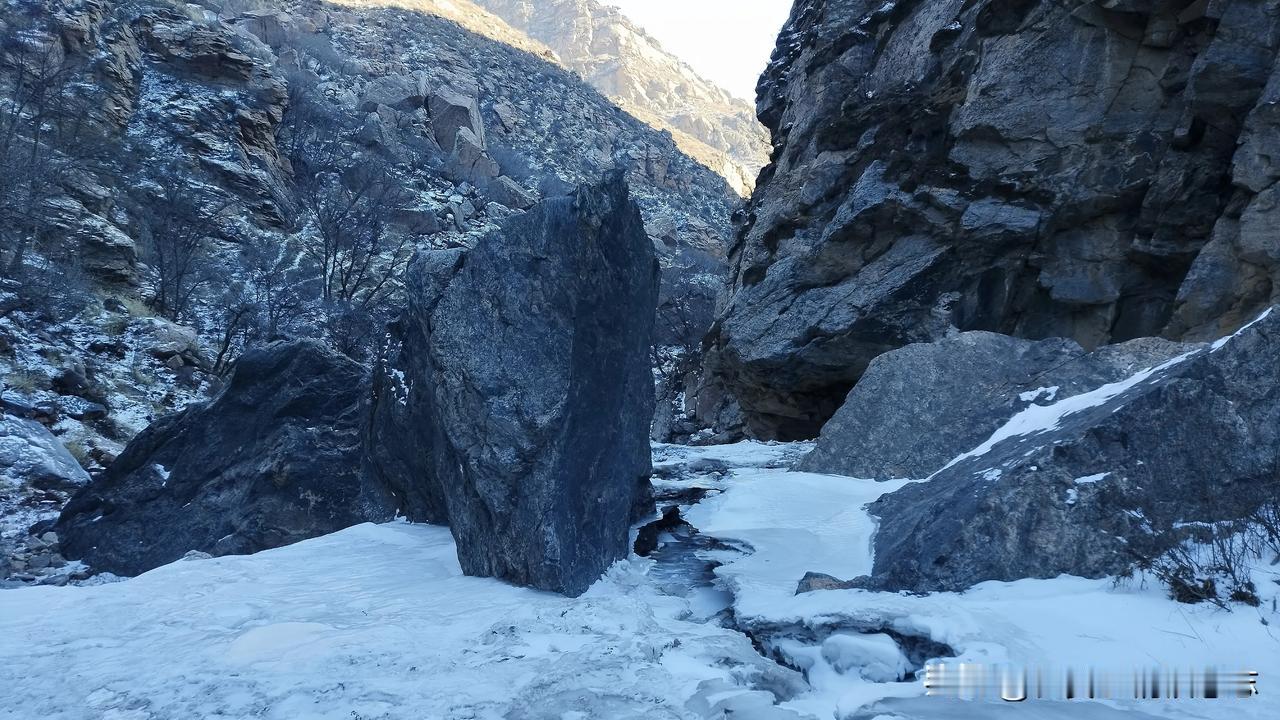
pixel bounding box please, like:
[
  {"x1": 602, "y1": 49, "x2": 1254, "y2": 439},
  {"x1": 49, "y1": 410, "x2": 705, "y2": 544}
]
[{"x1": 601, "y1": 0, "x2": 794, "y2": 102}]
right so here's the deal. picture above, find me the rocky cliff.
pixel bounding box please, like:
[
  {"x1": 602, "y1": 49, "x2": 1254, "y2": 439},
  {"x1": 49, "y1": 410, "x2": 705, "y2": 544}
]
[
  {"x1": 1, "y1": 0, "x2": 736, "y2": 580},
  {"x1": 472, "y1": 0, "x2": 771, "y2": 195},
  {"x1": 697, "y1": 0, "x2": 1280, "y2": 440}
]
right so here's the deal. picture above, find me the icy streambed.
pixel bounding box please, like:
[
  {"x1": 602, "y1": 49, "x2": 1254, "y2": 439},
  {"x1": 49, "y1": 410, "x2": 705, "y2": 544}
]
[{"x1": 1, "y1": 442, "x2": 1278, "y2": 720}]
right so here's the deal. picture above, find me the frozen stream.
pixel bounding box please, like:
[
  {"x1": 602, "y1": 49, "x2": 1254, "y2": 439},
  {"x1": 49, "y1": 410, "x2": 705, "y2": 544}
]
[{"x1": 1, "y1": 441, "x2": 1276, "y2": 719}]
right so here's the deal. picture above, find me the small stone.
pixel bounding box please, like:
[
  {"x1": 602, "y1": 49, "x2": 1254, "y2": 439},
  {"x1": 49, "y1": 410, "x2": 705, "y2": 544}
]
[{"x1": 795, "y1": 572, "x2": 851, "y2": 594}]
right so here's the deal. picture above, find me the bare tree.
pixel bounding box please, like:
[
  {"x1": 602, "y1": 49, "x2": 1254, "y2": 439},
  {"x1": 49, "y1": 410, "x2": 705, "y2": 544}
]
[
  {"x1": 0, "y1": 7, "x2": 112, "y2": 277},
  {"x1": 137, "y1": 174, "x2": 239, "y2": 322},
  {"x1": 297, "y1": 163, "x2": 415, "y2": 308},
  {"x1": 242, "y1": 233, "x2": 311, "y2": 341},
  {"x1": 321, "y1": 301, "x2": 381, "y2": 361},
  {"x1": 210, "y1": 280, "x2": 258, "y2": 377},
  {"x1": 281, "y1": 84, "x2": 411, "y2": 305}
]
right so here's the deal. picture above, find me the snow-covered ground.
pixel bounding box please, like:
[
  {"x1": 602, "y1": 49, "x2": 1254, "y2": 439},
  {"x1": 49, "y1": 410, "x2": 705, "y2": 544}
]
[
  {"x1": 1, "y1": 442, "x2": 1276, "y2": 719},
  {"x1": 0, "y1": 520, "x2": 786, "y2": 720}
]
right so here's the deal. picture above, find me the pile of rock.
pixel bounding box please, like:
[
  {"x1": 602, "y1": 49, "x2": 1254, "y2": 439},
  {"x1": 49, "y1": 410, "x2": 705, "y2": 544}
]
[
  {"x1": 1, "y1": 532, "x2": 88, "y2": 587},
  {"x1": 0, "y1": 415, "x2": 92, "y2": 585}
]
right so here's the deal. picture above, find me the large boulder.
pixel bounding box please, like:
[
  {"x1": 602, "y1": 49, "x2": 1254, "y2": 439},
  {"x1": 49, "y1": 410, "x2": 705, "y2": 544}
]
[
  {"x1": 447, "y1": 126, "x2": 501, "y2": 188},
  {"x1": 798, "y1": 332, "x2": 1191, "y2": 479},
  {"x1": 359, "y1": 73, "x2": 427, "y2": 112},
  {"x1": 54, "y1": 341, "x2": 398, "y2": 576},
  {"x1": 0, "y1": 415, "x2": 91, "y2": 493},
  {"x1": 698, "y1": 0, "x2": 1280, "y2": 439},
  {"x1": 372, "y1": 172, "x2": 659, "y2": 595},
  {"x1": 837, "y1": 307, "x2": 1280, "y2": 593},
  {"x1": 486, "y1": 175, "x2": 538, "y2": 210},
  {"x1": 428, "y1": 86, "x2": 486, "y2": 155}
]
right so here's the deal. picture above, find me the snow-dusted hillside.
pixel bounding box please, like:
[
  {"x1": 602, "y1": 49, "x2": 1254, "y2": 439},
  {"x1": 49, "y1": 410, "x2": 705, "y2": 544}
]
[{"x1": 3, "y1": 441, "x2": 1275, "y2": 719}]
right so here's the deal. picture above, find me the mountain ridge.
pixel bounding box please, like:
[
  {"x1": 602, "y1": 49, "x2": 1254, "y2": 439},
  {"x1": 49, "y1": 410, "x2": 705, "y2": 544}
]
[{"x1": 471, "y1": 0, "x2": 770, "y2": 195}]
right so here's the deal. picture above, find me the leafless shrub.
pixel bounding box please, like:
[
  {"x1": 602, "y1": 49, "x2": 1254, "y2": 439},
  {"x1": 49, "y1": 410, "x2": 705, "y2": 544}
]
[{"x1": 1135, "y1": 490, "x2": 1280, "y2": 608}]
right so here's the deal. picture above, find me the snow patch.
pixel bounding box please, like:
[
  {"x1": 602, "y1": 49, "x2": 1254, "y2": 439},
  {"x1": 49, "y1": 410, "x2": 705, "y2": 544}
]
[
  {"x1": 1018, "y1": 385, "x2": 1059, "y2": 403},
  {"x1": 1212, "y1": 306, "x2": 1273, "y2": 350},
  {"x1": 932, "y1": 350, "x2": 1199, "y2": 476}
]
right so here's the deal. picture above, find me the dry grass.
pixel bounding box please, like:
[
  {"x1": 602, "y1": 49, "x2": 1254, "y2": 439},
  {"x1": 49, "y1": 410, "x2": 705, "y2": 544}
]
[
  {"x1": 5, "y1": 369, "x2": 46, "y2": 394},
  {"x1": 63, "y1": 438, "x2": 90, "y2": 468},
  {"x1": 118, "y1": 296, "x2": 153, "y2": 319}
]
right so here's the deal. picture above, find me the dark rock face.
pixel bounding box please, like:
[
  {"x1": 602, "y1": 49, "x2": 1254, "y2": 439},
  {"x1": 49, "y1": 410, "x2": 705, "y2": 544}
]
[
  {"x1": 55, "y1": 341, "x2": 398, "y2": 576},
  {"x1": 374, "y1": 174, "x2": 659, "y2": 595},
  {"x1": 699, "y1": 0, "x2": 1280, "y2": 439},
  {"x1": 847, "y1": 307, "x2": 1280, "y2": 593},
  {"x1": 54, "y1": 176, "x2": 659, "y2": 594},
  {"x1": 798, "y1": 332, "x2": 1190, "y2": 479}
]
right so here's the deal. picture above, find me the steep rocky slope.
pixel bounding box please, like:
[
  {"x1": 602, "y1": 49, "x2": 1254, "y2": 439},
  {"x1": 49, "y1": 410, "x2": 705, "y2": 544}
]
[
  {"x1": 472, "y1": 0, "x2": 771, "y2": 195},
  {"x1": 1, "y1": 0, "x2": 736, "y2": 579},
  {"x1": 0, "y1": 0, "x2": 732, "y2": 431},
  {"x1": 696, "y1": 0, "x2": 1280, "y2": 439}
]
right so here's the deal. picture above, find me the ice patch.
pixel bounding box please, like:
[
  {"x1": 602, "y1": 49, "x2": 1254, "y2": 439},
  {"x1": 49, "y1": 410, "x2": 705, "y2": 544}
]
[
  {"x1": 3, "y1": 440, "x2": 1277, "y2": 720},
  {"x1": 1018, "y1": 386, "x2": 1059, "y2": 403},
  {"x1": 225, "y1": 622, "x2": 337, "y2": 665},
  {"x1": 0, "y1": 523, "x2": 774, "y2": 718}
]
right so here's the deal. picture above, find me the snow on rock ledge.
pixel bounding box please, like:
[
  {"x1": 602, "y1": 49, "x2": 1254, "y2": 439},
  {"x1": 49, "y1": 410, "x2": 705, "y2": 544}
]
[
  {"x1": 0, "y1": 415, "x2": 91, "y2": 493},
  {"x1": 860, "y1": 306, "x2": 1280, "y2": 592}
]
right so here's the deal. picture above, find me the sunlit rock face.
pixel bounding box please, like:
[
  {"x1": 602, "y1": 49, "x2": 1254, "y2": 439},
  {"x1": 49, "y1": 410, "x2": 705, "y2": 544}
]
[
  {"x1": 472, "y1": 0, "x2": 770, "y2": 195},
  {"x1": 696, "y1": 0, "x2": 1280, "y2": 440}
]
